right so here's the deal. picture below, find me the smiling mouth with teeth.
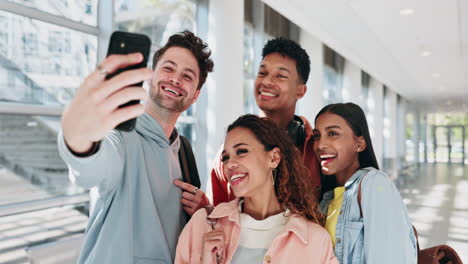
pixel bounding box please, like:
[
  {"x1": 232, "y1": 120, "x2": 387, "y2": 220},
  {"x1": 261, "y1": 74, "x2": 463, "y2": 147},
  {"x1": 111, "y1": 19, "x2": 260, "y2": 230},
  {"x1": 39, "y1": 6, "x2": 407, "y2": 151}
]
[
  {"x1": 320, "y1": 154, "x2": 337, "y2": 161},
  {"x1": 259, "y1": 90, "x2": 277, "y2": 97},
  {"x1": 320, "y1": 154, "x2": 336, "y2": 171},
  {"x1": 162, "y1": 85, "x2": 181, "y2": 96},
  {"x1": 230, "y1": 173, "x2": 247, "y2": 185}
]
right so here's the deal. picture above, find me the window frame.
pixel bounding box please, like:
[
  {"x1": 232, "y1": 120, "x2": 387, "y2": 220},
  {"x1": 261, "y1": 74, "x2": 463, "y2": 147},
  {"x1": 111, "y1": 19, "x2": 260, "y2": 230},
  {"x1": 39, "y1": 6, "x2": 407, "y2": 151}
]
[{"x1": 0, "y1": 0, "x2": 102, "y2": 115}]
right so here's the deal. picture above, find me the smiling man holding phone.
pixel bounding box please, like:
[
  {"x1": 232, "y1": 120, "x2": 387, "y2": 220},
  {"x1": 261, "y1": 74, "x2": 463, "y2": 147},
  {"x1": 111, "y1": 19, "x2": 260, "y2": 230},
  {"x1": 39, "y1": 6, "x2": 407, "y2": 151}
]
[{"x1": 58, "y1": 30, "x2": 213, "y2": 264}]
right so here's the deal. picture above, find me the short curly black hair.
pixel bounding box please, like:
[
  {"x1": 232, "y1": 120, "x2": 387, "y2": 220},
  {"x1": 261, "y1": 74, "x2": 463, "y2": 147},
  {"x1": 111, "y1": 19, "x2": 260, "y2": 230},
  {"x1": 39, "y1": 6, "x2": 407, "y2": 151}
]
[
  {"x1": 152, "y1": 30, "x2": 214, "y2": 90},
  {"x1": 262, "y1": 38, "x2": 310, "y2": 84}
]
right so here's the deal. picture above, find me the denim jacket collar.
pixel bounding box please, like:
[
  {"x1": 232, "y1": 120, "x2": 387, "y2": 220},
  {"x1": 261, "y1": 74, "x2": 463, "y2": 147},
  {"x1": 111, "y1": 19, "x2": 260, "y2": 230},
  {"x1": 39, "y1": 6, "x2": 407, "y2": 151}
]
[{"x1": 322, "y1": 167, "x2": 373, "y2": 200}]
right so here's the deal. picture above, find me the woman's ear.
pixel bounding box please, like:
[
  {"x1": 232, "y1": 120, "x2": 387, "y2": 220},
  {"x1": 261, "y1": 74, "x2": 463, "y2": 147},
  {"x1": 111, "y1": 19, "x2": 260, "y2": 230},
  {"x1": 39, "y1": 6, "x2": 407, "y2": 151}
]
[
  {"x1": 269, "y1": 147, "x2": 281, "y2": 168},
  {"x1": 356, "y1": 136, "x2": 367, "y2": 152}
]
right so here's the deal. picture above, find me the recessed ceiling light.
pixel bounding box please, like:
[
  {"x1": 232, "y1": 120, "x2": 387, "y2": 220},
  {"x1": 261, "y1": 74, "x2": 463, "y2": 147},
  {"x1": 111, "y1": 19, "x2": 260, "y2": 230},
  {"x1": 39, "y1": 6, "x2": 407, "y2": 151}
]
[
  {"x1": 27, "y1": 121, "x2": 38, "y2": 127},
  {"x1": 421, "y1": 50, "x2": 432, "y2": 57},
  {"x1": 432, "y1": 73, "x2": 440, "y2": 78},
  {"x1": 400, "y1": 8, "x2": 415, "y2": 16}
]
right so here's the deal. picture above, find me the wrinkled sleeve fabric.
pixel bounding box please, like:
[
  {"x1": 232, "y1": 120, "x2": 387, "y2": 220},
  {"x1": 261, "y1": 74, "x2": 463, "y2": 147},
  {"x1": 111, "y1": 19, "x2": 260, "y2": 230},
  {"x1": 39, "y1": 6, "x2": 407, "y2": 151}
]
[
  {"x1": 361, "y1": 171, "x2": 417, "y2": 264},
  {"x1": 175, "y1": 209, "x2": 207, "y2": 264},
  {"x1": 57, "y1": 130, "x2": 125, "y2": 195}
]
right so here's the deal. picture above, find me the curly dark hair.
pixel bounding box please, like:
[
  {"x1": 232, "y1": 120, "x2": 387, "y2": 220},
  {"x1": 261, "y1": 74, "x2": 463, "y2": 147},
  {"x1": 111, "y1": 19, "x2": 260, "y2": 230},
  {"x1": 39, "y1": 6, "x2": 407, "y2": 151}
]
[
  {"x1": 152, "y1": 30, "x2": 214, "y2": 90},
  {"x1": 262, "y1": 38, "x2": 310, "y2": 84},
  {"x1": 227, "y1": 114, "x2": 324, "y2": 225}
]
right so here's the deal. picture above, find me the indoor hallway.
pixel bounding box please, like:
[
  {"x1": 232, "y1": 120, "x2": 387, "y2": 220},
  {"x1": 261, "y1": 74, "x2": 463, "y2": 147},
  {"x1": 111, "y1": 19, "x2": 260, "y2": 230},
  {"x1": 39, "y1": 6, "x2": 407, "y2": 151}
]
[{"x1": 400, "y1": 163, "x2": 468, "y2": 261}]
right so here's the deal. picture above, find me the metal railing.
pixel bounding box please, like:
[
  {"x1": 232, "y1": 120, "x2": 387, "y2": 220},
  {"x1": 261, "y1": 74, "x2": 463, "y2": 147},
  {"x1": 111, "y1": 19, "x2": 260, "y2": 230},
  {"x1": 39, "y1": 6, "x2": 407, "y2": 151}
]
[{"x1": 0, "y1": 193, "x2": 89, "y2": 217}]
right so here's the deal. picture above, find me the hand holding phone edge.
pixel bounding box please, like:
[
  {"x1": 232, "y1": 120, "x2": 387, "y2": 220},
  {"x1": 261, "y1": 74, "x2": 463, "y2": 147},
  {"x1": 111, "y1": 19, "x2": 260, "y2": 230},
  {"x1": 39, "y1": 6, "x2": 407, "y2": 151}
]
[{"x1": 62, "y1": 50, "x2": 153, "y2": 155}]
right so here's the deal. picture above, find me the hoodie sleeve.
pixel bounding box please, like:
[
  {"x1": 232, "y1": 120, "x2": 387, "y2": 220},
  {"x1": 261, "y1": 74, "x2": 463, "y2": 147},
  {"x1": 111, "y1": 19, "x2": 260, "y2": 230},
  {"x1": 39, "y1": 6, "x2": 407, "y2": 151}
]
[{"x1": 57, "y1": 129, "x2": 125, "y2": 193}]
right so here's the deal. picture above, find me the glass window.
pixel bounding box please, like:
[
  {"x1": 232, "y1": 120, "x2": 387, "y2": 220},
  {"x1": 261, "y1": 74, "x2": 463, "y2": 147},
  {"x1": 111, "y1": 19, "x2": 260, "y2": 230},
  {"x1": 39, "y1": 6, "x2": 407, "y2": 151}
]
[
  {"x1": 243, "y1": 22, "x2": 257, "y2": 114},
  {"x1": 323, "y1": 45, "x2": 344, "y2": 104},
  {"x1": 405, "y1": 113, "x2": 416, "y2": 163},
  {"x1": 7, "y1": 0, "x2": 98, "y2": 26},
  {"x1": 176, "y1": 121, "x2": 196, "y2": 148},
  {"x1": 0, "y1": 16, "x2": 7, "y2": 55},
  {"x1": 22, "y1": 32, "x2": 38, "y2": 56},
  {"x1": 0, "y1": 10, "x2": 97, "y2": 106},
  {"x1": 361, "y1": 71, "x2": 370, "y2": 114},
  {"x1": 0, "y1": 113, "x2": 85, "y2": 206},
  {"x1": 115, "y1": 0, "x2": 196, "y2": 56},
  {"x1": 48, "y1": 31, "x2": 71, "y2": 54},
  {"x1": 115, "y1": 0, "x2": 197, "y2": 141}
]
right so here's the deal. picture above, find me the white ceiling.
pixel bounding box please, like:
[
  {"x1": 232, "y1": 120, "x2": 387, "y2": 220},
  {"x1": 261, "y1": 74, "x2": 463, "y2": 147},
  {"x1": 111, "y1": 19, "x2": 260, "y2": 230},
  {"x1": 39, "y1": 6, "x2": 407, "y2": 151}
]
[{"x1": 263, "y1": 0, "x2": 468, "y2": 112}]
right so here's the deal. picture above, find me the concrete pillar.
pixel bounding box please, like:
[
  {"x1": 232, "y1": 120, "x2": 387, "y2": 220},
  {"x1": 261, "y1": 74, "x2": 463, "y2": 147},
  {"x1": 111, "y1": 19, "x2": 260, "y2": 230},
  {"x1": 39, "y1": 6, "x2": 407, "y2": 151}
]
[
  {"x1": 199, "y1": 0, "x2": 244, "y2": 186},
  {"x1": 384, "y1": 88, "x2": 398, "y2": 160},
  {"x1": 397, "y1": 98, "x2": 407, "y2": 162},
  {"x1": 367, "y1": 79, "x2": 384, "y2": 167},
  {"x1": 422, "y1": 113, "x2": 428, "y2": 163},
  {"x1": 297, "y1": 29, "x2": 324, "y2": 121},
  {"x1": 413, "y1": 110, "x2": 420, "y2": 163}
]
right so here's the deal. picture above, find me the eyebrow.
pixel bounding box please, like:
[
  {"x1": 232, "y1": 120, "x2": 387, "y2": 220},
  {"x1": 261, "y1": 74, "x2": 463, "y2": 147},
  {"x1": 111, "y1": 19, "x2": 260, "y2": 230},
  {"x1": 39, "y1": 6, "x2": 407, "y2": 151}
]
[
  {"x1": 222, "y1": 143, "x2": 248, "y2": 154},
  {"x1": 233, "y1": 143, "x2": 248, "y2": 148},
  {"x1": 258, "y1": 64, "x2": 291, "y2": 73},
  {"x1": 325, "y1": 125, "x2": 341, "y2": 130},
  {"x1": 162, "y1": 60, "x2": 197, "y2": 78}
]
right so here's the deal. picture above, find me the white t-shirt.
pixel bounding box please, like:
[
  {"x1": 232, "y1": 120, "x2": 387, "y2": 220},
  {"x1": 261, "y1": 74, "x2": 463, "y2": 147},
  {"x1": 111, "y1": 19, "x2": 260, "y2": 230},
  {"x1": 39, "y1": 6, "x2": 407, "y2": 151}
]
[{"x1": 231, "y1": 201, "x2": 289, "y2": 263}]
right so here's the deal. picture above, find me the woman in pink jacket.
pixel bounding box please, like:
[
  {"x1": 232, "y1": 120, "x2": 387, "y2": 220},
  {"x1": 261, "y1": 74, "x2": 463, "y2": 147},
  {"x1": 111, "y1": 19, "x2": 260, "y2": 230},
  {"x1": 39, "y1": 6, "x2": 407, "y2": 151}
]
[{"x1": 176, "y1": 114, "x2": 338, "y2": 264}]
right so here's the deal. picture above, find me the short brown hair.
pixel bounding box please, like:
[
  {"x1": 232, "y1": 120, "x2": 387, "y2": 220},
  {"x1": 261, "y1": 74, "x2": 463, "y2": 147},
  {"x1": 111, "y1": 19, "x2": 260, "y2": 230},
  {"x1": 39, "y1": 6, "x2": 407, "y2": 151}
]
[{"x1": 152, "y1": 30, "x2": 214, "y2": 90}]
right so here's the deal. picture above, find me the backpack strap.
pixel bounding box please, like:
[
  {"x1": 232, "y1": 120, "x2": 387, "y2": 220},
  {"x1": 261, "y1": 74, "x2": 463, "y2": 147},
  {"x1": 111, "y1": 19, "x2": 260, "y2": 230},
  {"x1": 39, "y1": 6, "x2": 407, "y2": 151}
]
[
  {"x1": 358, "y1": 176, "x2": 364, "y2": 218},
  {"x1": 178, "y1": 135, "x2": 201, "y2": 188},
  {"x1": 357, "y1": 168, "x2": 372, "y2": 217}
]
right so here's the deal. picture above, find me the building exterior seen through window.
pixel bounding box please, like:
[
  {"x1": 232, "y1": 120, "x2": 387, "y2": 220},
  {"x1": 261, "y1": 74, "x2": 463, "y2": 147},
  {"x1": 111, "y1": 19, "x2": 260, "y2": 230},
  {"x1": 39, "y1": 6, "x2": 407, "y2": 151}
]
[
  {"x1": 114, "y1": 0, "x2": 198, "y2": 144},
  {"x1": 7, "y1": 0, "x2": 98, "y2": 26},
  {"x1": 0, "y1": 10, "x2": 97, "y2": 106}
]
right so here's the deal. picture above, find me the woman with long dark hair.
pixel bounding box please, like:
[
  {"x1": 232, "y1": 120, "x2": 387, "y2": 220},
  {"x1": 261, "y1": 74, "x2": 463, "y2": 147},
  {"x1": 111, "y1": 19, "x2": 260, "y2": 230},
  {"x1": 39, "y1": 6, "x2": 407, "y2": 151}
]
[{"x1": 313, "y1": 103, "x2": 417, "y2": 263}]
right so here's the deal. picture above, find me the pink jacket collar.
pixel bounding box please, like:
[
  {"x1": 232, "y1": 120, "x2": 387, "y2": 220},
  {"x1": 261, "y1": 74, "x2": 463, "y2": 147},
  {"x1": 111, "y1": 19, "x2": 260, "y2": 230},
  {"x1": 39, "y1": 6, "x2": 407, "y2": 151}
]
[{"x1": 209, "y1": 199, "x2": 309, "y2": 245}]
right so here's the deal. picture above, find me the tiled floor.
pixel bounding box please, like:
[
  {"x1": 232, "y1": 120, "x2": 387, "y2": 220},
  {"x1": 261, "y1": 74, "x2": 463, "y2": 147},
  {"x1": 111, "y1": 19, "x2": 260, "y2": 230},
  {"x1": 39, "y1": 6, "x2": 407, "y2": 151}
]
[
  {"x1": 400, "y1": 163, "x2": 468, "y2": 262},
  {"x1": 0, "y1": 168, "x2": 87, "y2": 264},
  {"x1": 1, "y1": 163, "x2": 466, "y2": 263},
  {"x1": 0, "y1": 206, "x2": 87, "y2": 264}
]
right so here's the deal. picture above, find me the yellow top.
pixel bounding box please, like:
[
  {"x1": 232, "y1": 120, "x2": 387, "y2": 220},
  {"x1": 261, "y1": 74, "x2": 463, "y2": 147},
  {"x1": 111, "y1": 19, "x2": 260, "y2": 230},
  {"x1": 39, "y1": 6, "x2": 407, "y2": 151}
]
[{"x1": 325, "y1": 186, "x2": 346, "y2": 247}]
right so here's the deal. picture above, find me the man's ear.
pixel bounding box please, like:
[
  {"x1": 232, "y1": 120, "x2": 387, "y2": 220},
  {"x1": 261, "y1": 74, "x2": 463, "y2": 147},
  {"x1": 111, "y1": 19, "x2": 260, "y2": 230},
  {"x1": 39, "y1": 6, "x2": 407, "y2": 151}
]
[
  {"x1": 191, "y1": 89, "x2": 201, "y2": 104},
  {"x1": 296, "y1": 84, "x2": 307, "y2": 99},
  {"x1": 270, "y1": 147, "x2": 281, "y2": 168},
  {"x1": 356, "y1": 136, "x2": 367, "y2": 152}
]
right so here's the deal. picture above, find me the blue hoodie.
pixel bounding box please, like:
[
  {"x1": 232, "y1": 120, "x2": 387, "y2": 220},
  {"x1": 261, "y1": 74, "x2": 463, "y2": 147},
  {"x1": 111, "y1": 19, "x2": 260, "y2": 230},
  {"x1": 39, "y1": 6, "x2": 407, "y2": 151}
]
[{"x1": 58, "y1": 113, "x2": 185, "y2": 264}]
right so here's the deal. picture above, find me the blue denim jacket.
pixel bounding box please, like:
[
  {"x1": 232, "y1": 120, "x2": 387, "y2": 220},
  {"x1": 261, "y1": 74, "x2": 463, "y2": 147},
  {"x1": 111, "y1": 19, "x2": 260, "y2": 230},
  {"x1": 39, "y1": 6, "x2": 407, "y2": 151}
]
[{"x1": 319, "y1": 167, "x2": 417, "y2": 264}]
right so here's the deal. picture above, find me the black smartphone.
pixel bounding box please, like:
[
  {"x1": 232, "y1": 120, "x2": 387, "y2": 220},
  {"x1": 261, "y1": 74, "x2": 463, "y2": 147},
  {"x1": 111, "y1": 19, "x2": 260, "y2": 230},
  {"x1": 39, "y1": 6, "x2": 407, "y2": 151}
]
[{"x1": 106, "y1": 31, "x2": 151, "y2": 131}]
